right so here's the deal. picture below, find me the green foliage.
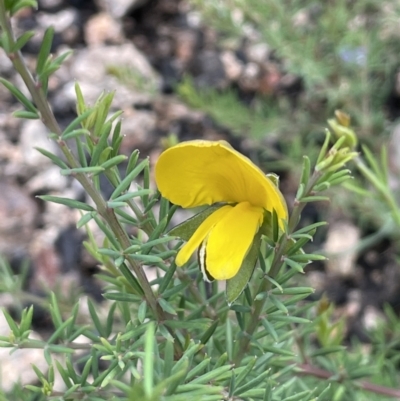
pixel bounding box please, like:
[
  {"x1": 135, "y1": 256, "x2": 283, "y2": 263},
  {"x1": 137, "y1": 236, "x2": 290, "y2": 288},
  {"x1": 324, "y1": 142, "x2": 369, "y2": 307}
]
[
  {"x1": 184, "y1": 0, "x2": 400, "y2": 164},
  {"x1": 0, "y1": 1, "x2": 399, "y2": 401},
  {"x1": 178, "y1": 76, "x2": 282, "y2": 139}
]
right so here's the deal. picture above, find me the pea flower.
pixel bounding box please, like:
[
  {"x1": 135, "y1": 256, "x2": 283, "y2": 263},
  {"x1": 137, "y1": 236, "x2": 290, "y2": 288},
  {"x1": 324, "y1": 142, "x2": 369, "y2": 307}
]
[{"x1": 155, "y1": 140, "x2": 288, "y2": 281}]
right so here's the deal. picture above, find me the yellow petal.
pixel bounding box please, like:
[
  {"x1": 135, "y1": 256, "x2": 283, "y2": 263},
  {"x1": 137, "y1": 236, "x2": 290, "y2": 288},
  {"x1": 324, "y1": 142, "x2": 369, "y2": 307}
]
[
  {"x1": 175, "y1": 205, "x2": 232, "y2": 266},
  {"x1": 205, "y1": 202, "x2": 264, "y2": 280},
  {"x1": 155, "y1": 140, "x2": 288, "y2": 223}
]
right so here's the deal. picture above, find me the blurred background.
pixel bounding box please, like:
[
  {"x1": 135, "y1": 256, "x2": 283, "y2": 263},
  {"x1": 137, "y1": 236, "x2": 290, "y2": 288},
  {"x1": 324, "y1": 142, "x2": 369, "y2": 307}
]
[{"x1": 1, "y1": 0, "x2": 400, "y2": 390}]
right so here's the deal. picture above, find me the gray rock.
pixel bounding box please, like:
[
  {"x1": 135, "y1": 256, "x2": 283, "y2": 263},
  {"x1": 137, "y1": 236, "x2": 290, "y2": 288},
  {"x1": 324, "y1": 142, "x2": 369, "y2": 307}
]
[
  {"x1": 37, "y1": 8, "x2": 80, "y2": 33},
  {"x1": 38, "y1": 0, "x2": 64, "y2": 9},
  {"x1": 66, "y1": 44, "x2": 160, "y2": 109},
  {"x1": 26, "y1": 165, "x2": 68, "y2": 194},
  {"x1": 119, "y1": 110, "x2": 157, "y2": 154},
  {"x1": 189, "y1": 50, "x2": 228, "y2": 89},
  {"x1": 0, "y1": 181, "x2": 38, "y2": 258}
]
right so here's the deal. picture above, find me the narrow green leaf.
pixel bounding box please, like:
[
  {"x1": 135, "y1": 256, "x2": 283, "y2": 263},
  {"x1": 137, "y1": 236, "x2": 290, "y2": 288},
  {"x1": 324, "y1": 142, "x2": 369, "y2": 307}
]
[
  {"x1": 138, "y1": 301, "x2": 147, "y2": 323},
  {"x1": 289, "y1": 253, "x2": 326, "y2": 262},
  {"x1": 51, "y1": 50, "x2": 73, "y2": 68},
  {"x1": 110, "y1": 120, "x2": 122, "y2": 157},
  {"x1": 76, "y1": 212, "x2": 94, "y2": 228},
  {"x1": 158, "y1": 298, "x2": 177, "y2": 315},
  {"x1": 185, "y1": 358, "x2": 211, "y2": 382},
  {"x1": 168, "y1": 205, "x2": 221, "y2": 241},
  {"x1": 300, "y1": 155, "x2": 311, "y2": 186},
  {"x1": 380, "y1": 145, "x2": 389, "y2": 184},
  {"x1": 316, "y1": 130, "x2": 331, "y2": 165},
  {"x1": 110, "y1": 158, "x2": 148, "y2": 199},
  {"x1": 165, "y1": 358, "x2": 189, "y2": 396},
  {"x1": 118, "y1": 263, "x2": 144, "y2": 296},
  {"x1": 190, "y1": 365, "x2": 233, "y2": 384},
  {"x1": 0, "y1": 78, "x2": 37, "y2": 113},
  {"x1": 272, "y1": 287, "x2": 314, "y2": 296},
  {"x1": 200, "y1": 319, "x2": 219, "y2": 345},
  {"x1": 100, "y1": 155, "x2": 127, "y2": 171},
  {"x1": 60, "y1": 166, "x2": 104, "y2": 175},
  {"x1": 268, "y1": 314, "x2": 310, "y2": 324},
  {"x1": 92, "y1": 359, "x2": 119, "y2": 387},
  {"x1": 279, "y1": 258, "x2": 304, "y2": 272},
  {"x1": 63, "y1": 108, "x2": 94, "y2": 135},
  {"x1": 144, "y1": 323, "x2": 155, "y2": 398},
  {"x1": 47, "y1": 316, "x2": 73, "y2": 343},
  {"x1": 362, "y1": 144, "x2": 381, "y2": 178},
  {"x1": 299, "y1": 196, "x2": 330, "y2": 203},
  {"x1": 55, "y1": 360, "x2": 73, "y2": 388},
  {"x1": 87, "y1": 299, "x2": 106, "y2": 338},
  {"x1": 269, "y1": 295, "x2": 288, "y2": 314},
  {"x1": 38, "y1": 195, "x2": 95, "y2": 212},
  {"x1": 36, "y1": 27, "x2": 54, "y2": 75},
  {"x1": 264, "y1": 274, "x2": 283, "y2": 292},
  {"x1": 2, "y1": 309, "x2": 20, "y2": 337},
  {"x1": 127, "y1": 253, "x2": 163, "y2": 264},
  {"x1": 293, "y1": 222, "x2": 327, "y2": 235},
  {"x1": 90, "y1": 121, "x2": 112, "y2": 166},
  {"x1": 35, "y1": 147, "x2": 68, "y2": 169},
  {"x1": 13, "y1": 110, "x2": 39, "y2": 119},
  {"x1": 281, "y1": 390, "x2": 313, "y2": 401},
  {"x1": 161, "y1": 282, "x2": 189, "y2": 299},
  {"x1": 158, "y1": 261, "x2": 177, "y2": 294},
  {"x1": 234, "y1": 369, "x2": 271, "y2": 395},
  {"x1": 49, "y1": 292, "x2": 63, "y2": 328},
  {"x1": 61, "y1": 128, "x2": 90, "y2": 140},
  {"x1": 260, "y1": 318, "x2": 279, "y2": 342},
  {"x1": 295, "y1": 183, "x2": 305, "y2": 200},
  {"x1": 229, "y1": 304, "x2": 251, "y2": 313},
  {"x1": 10, "y1": 0, "x2": 37, "y2": 15},
  {"x1": 19, "y1": 305, "x2": 33, "y2": 334},
  {"x1": 126, "y1": 149, "x2": 140, "y2": 174},
  {"x1": 234, "y1": 357, "x2": 257, "y2": 388},
  {"x1": 310, "y1": 346, "x2": 345, "y2": 357},
  {"x1": 285, "y1": 236, "x2": 309, "y2": 257}
]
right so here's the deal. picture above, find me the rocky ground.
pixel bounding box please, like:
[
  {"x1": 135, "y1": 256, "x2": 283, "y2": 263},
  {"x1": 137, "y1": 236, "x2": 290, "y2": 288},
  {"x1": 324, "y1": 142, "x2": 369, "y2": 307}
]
[{"x1": 1, "y1": 0, "x2": 400, "y2": 388}]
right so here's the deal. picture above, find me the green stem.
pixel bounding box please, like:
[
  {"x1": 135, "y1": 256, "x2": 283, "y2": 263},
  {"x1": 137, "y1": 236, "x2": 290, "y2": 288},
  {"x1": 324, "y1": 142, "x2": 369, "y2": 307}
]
[
  {"x1": 354, "y1": 157, "x2": 400, "y2": 228},
  {"x1": 234, "y1": 170, "x2": 322, "y2": 364},
  {"x1": 0, "y1": 2, "x2": 164, "y2": 324}
]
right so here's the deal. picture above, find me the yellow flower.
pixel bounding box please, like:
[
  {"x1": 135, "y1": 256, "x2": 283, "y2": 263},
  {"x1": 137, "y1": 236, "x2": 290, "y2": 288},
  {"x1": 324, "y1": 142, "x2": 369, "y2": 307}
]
[{"x1": 155, "y1": 140, "x2": 288, "y2": 281}]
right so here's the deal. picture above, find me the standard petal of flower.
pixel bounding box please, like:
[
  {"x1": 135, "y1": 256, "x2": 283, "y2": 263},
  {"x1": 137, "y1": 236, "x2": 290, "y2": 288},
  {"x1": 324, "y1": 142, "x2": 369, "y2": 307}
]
[
  {"x1": 205, "y1": 201, "x2": 264, "y2": 280},
  {"x1": 155, "y1": 140, "x2": 288, "y2": 222},
  {"x1": 175, "y1": 205, "x2": 233, "y2": 266}
]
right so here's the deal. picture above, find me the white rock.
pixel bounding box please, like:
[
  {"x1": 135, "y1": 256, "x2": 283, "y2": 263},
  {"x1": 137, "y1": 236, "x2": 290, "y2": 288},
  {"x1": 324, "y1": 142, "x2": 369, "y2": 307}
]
[
  {"x1": 26, "y1": 166, "x2": 68, "y2": 193},
  {"x1": 84, "y1": 12, "x2": 124, "y2": 46},
  {"x1": 20, "y1": 120, "x2": 58, "y2": 169},
  {"x1": 37, "y1": 8, "x2": 79, "y2": 32},
  {"x1": 246, "y1": 43, "x2": 270, "y2": 63},
  {"x1": 324, "y1": 221, "x2": 360, "y2": 277},
  {"x1": 220, "y1": 50, "x2": 243, "y2": 81},
  {"x1": 67, "y1": 44, "x2": 160, "y2": 109},
  {"x1": 95, "y1": 0, "x2": 149, "y2": 19}
]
